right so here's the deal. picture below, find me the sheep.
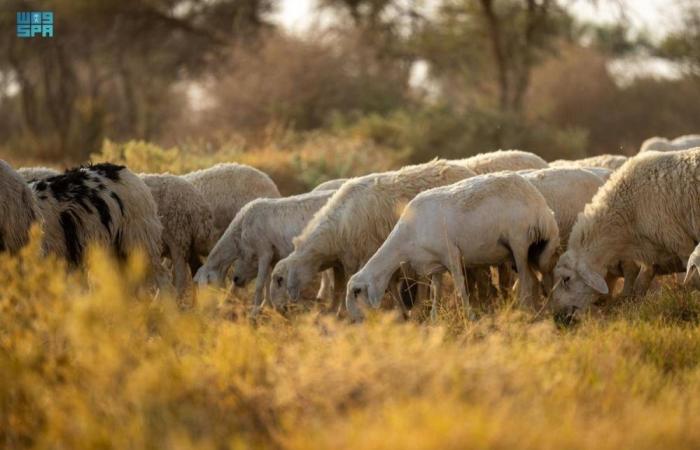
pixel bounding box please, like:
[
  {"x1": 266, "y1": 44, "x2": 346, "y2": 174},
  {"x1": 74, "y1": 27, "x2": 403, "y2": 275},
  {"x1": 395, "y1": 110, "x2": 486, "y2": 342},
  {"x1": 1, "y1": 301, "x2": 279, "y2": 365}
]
[
  {"x1": 517, "y1": 167, "x2": 629, "y2": 295},
  {"x1": 17, "y1": 166, "x2": 60, "y2": 182},
  {"x1": 550, "y1": 154, "x2": 628, "y2": 171},
  {"x1": 468, "y1": 166, "x2": 608, "y2": 302},
  {"x1": 640, "y1": 135, "x2": 700, "y2": 153},
  {"x1": 29, "y1": 163, "x2": 170, "y2": 289},
  {"x1": 673, "y1": 134, "x2": 700, "y2": 148},
  {"x1": 520, "y1": 168, "x2": 605, "y2": 249},
  {"x1": 458, "y1": 149, "x2": 548, "y2": 174},
  {"x1": 311, "y1": 178, "x2": 348, "y2": 192},
  {"x1": 181, "y1": 163, "x2": 281, "y2": 249},
  {"x1": 346, "y1": 172, "x2": 560, "y2": 322},
  {"x1": 140, "y1": 173, "x2": 216, "y2": 296},
  {"x1": 269, "y1": 159, "x2": 478, "y2": 314},
  {"x1": 581, "y1": 167, "x2": 614, "y2": 182},
  {"x1": 685, "y1": 243, "x2": 700, "y2": 284},
  {"x1": 551, "y1": 149, "x2": 700, "y2": 324},
  {"x1": 0, "y1": 160, "x2": 40, "y2": 253},
  {"x1": 220, "y1": 190, "x2": 337, "y2": 316}
]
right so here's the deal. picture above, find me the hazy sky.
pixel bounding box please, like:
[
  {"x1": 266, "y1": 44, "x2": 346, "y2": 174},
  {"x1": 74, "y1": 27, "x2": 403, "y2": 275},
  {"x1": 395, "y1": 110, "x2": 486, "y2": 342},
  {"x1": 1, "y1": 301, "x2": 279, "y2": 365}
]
[{"x1": 275, "y1": 0, "x2": 684, "y2": 38}]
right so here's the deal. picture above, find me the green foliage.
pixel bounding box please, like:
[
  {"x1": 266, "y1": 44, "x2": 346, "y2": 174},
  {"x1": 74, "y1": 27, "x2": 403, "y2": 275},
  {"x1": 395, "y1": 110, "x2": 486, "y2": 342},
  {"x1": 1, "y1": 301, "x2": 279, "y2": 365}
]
[{"x1": 350, "y1": 105, "x2": 588, "y2": 163}]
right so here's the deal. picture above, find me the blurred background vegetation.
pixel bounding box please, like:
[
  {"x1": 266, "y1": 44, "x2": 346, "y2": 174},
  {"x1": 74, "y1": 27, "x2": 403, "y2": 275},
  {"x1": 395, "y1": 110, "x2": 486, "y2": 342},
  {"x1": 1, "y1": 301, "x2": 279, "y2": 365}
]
[{"x1": 1, "y1": 0, "x2": 699, "y2": 176}]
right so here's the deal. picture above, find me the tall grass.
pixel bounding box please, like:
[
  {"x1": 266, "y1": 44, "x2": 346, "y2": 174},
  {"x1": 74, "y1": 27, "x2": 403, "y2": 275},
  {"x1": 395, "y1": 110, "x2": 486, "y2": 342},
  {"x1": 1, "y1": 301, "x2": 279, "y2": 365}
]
[{"x1": 2, "y1": 230, "x2": 700, "y2": 449}]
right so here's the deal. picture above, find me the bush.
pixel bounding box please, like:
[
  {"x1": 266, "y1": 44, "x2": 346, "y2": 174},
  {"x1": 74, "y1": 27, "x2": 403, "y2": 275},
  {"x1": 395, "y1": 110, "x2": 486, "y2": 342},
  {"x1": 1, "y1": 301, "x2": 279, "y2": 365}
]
[
  {"x1": 349, "y1": 105, "x2": 589, "y2": 163},
  {"x1": 92, "y1": 134, "x2": 399, "y2": 194}
]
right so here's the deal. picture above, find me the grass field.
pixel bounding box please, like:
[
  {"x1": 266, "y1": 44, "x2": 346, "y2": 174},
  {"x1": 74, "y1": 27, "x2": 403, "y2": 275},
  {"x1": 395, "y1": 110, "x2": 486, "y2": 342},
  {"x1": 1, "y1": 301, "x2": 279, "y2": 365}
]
[{"x1": 3, "y1": 230, "x2": 700, "y2": 450}]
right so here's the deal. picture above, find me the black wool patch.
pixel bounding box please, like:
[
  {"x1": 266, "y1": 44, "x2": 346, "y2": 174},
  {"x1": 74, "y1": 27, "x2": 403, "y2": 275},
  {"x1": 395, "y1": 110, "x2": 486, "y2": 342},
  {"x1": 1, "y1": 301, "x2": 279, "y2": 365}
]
[
  {"x1": 59, "y1": 210, "x2": 83, "y2": 266},
  {"x1": 110, "y1": 192, "x2": 125, "y2": 215},
  {"x1": 113, "y1": 229, "x2": 127, "y2": 262},
  {"x1": 87, "y1": 163, "x2": 125, "y2": 181},
  {"x1": 47, "y1": 168, "x2": 93, "y2": 203},
  {"x1": 87, "y1": 191, "x2": 112, "y2": 234}
]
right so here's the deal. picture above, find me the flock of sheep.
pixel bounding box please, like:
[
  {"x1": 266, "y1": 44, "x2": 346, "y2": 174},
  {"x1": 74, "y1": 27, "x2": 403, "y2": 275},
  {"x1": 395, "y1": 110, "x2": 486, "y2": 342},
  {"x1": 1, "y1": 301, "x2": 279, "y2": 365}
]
[{"x1": 2, "y1": 133, "x2": 700, "y2": 325}]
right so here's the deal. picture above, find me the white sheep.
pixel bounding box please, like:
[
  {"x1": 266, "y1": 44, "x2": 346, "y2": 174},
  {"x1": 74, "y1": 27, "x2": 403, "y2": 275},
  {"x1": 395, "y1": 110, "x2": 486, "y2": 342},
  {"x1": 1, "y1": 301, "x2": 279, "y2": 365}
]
[
  {"x1": 552, "y1": 149, "x2": 700, "y2": 324},
  {"x1": 467, "y1": 166, "x2": 608, "y2": 302},
  {"x1": 640, "y1": 134, "x2": 700, "y2": 153},
  {"x1": 0, "y1": 160, "x2": 40, "y2": 253},
  {"x1": 520, "y1": 168, "x2": 605, "y2": 249},
  {"x1": 181, "y1": 163, "x2": 281, "y2": 246},
  {"x1": 550, "y1": 154, "x2": 628, "y2": 171},
  {"x1": 346, "y1": 172, "x2": 560, "y2": 321},
  {"x1": 17, "y1": 166, "x2": 60, "y2": 182},
  {"x1": 518, "y1": 167, "x2": 624, "y2": 294},
  {"x1": 270, "y1": 159, "x2": 478, "y2": 313},
  {"x1": 140, "y1": 173, "x2": 216, "y2": 296},
  {"x1": 685, "y1": 242, "x2": 700, "y2": 284},
  {"x1": 458, "y1": 149, "x2": 548, "y2": 174},
  {"x1": 581, "y1": 167, "x2": 614, "y2": 182},
  {"x1": 30, "y1": 163, "x2": 170, "y2": 289},
  {"x1": 311, "y1": 178, "x2": 348, "y2": 192},
  {"x1": 222, "y1": 190, "x2": 337, "y2": 316}
]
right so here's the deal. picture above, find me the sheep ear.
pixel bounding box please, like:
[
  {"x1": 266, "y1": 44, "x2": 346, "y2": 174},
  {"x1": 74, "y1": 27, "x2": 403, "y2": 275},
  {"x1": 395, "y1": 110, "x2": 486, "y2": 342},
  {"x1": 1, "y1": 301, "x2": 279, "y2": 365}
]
[
  {"x1": 577, "y1": 264, "x2": 609, "y2": 295},
  {"x1": 684, "y1": 260, "x2": 700, "y2": 285},
  {"x1": 367, "y1": 283, "x2": 383, "y2": 309}
]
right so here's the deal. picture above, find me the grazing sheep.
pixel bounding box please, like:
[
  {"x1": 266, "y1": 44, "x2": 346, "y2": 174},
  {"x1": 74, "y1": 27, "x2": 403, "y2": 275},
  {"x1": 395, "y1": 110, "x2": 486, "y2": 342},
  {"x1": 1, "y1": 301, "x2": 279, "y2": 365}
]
[
  {"x1": 30, "y1": 164, "x2": 169, "y2": 289},
  {"x1": 181, "y1": 163, "x2": 281, "y2": 247},
  {"x1": 523, "y1": 166, "x2": 636, "y2": 296},
  {"x1": 0, "y1": 160, "x2": 39, "y2": 253},
  {"x1": 346, "y1": 172, "x2": 560, "y2": 321},
  {"x1": 458, "y1": 149, "x2": 548, "y2": 174},
  {"x1": 640, "y1": 135, "x2": 700, "y2": 153},
  {"x1": 140, "y1": 173, "x2": 215, "y2": 296},
  {"x1": 17, "y1": 166, "x2": 60, "y2": 182},
  {"x1": 269, "y1": 160, "x2": 477, "y2": 314},
  {"x1": 520, "y1": 168, "x2": 605, "y2": 249},
  {"x1": 311, "y1": 178, "x2": 348, "y2": 192},
  {"x1": 552, "y1": 149, "x2": 700, "y2": 324},
  {"x1": 471, "y1": 167, "x2": 608, "y2": 302},
  {"x1": 220, "y1": 190, "x2": 337, "y2": 316},
  {"x1": 685, "y1": 243, "x2": 700, "y2": 284},
  {"x1": 550, "y1": 154, "x2": 628, "y2": 171}
]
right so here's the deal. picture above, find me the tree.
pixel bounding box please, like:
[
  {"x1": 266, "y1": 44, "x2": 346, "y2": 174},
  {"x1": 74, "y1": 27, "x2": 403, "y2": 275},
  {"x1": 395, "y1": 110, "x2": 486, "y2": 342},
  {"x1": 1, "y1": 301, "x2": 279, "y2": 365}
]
[
  {"x1": 418, "y1": 0, "x2": 571, "y2": 113},
  {"x1": 0, "y1": 0, "x2": 277, "y2": 158}
]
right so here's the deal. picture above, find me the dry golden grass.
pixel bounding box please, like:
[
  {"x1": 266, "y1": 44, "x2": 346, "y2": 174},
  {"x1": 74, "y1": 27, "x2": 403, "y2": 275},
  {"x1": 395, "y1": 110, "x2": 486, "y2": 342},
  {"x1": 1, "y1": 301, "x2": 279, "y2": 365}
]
[
  {"x1": 92, "y1": 137, "x2": 399, "y2": 195},
  {"x1": 3, "y1": 229, "x2": 700, "y2": 449}
]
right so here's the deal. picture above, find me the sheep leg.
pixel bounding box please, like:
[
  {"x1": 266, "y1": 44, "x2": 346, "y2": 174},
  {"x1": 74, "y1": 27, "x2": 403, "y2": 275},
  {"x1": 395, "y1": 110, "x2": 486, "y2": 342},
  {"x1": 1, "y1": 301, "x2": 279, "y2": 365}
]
[
  {"x1": 497, "y1": 264, "x2": 514, "y2": 297},
  {"x1": 415, "y1": 278, "x2": 428, "y2": 312},
  {"x1": 541, "y1": 271, "x2": 554, "y2": 297},
  {"x1": 446, "y1": 245, "x2": 474, "y2": 321},
  {"x1": 633, "y1": 263, "x2": 656, "y2": 296},
  {"x1": 465, "y1": 268, "x2": 478, "y2": 303},
  {"x1": 332, "y1": 269, "x2": 347, "y2": 318},
  {"x1": 171, "y1": 247, "x2": 194, "y2": 302},
  {"x1": 512, "y1": 244, "x2": 539, "y2": 310},
  {"x1": 251, "y1": 253, "x2": 273, "y2": 318},
  {"x1": 475, "y1": 268, "x2": 496, "y2": 306},
  {"x1": 430, "y1": 273, "x2": 443, "y2": 323},
  {"x1": 316, "y1": 269, "x2": 334, "y2": 302},
  {"x1": 389, "y1": 278, "x2": 410, "y2": 321},
  {"x1": 620, "y1": 261, "x2": 640, "y2": 297}
]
